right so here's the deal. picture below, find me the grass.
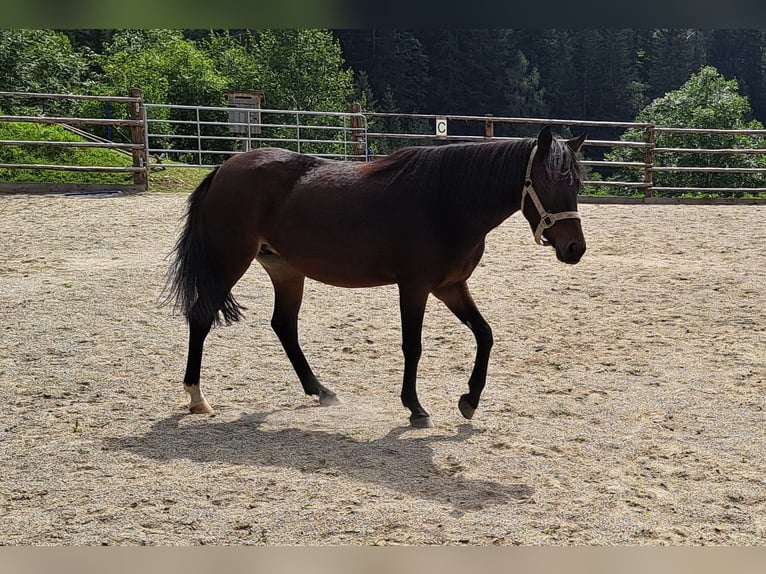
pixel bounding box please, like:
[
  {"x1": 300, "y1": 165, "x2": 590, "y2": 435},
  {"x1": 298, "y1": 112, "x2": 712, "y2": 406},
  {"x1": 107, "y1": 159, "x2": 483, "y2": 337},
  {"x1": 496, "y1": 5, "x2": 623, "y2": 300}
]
[
  {"x1": 149, "y1": 166, "x2": 212, "y2": 193},
  {"x1": 0, "y1": 118, "x2": 214, "y2": 192},
  {"x1": 0, "y1": 122, "x2": 216, "y2": 193},
  {"x1": 0, "y1": 120, "x2": 135, "y2": 185}
]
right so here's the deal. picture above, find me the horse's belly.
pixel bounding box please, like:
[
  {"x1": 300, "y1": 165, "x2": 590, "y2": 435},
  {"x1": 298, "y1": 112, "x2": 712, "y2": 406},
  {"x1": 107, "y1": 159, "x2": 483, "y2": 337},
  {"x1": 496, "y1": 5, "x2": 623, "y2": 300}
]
[
  {"x1": 260, "y1": 204, "x2": 437, "y2": 287},
  {"x1": 300, "y1": 256, "x2": 397, "y2": 288},
  {"x1": 257, "y1": 241, "x2": 397, "y2": 287}
]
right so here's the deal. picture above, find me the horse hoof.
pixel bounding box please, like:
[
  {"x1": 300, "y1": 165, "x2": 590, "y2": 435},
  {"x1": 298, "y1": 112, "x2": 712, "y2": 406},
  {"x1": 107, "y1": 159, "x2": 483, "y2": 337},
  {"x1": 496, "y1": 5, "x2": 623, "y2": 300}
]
[
  {"x1": 409, "y1": 414, "x2": 433, "y2": 428},
  {"x1": 458, "y1": 395, "x2": 476, "y2": 420},
  {"x1": 189, "y1": 400, "x2": 214, "y2": 414},
  {"x1": 319, "y1": 390, "x2": 342, "y2": 407}
]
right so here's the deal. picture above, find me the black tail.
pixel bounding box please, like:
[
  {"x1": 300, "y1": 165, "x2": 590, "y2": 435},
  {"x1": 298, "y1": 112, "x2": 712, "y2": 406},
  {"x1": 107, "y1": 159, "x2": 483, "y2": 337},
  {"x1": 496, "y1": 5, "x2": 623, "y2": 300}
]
[{"x1": 163, "y1": 168, "x2": 244, "y2": 326}]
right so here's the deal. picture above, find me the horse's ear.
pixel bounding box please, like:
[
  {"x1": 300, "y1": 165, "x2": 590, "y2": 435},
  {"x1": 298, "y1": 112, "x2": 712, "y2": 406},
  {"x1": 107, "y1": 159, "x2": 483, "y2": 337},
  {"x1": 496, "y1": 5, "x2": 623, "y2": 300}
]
[
  {"x1": 567, "y1": 133, "x2": 587, "y2": 153},
  {"x1": 537, "y1": 125, "x2": 553, "y2": 153}
]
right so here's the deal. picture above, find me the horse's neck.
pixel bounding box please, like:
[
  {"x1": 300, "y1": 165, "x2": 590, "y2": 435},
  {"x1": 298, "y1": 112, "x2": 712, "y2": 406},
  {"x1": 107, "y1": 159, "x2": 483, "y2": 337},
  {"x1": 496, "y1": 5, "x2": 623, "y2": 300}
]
[
  {"x1": 434, "y1": 186, "x2": 518, "y2": 244},
  {"x1": 447, "y1": 149, "x2": 527, "y2": 236}
]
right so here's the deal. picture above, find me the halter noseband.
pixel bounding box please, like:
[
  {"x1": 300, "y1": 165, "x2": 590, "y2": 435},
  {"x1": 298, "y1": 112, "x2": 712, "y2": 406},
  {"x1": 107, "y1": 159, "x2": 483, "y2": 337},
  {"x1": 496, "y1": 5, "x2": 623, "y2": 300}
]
[{"x1": 521, "y1": 145, "x2": 581, "y2": 246}]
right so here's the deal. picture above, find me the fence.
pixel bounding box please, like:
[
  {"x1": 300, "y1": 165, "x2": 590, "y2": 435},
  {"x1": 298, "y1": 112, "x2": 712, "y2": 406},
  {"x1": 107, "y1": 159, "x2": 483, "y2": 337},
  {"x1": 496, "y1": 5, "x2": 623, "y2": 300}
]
[
  {"x1": 2, "y1": 89, "x2": 766, "y2": 202},
  {"x1": 650, "y1": 126, "x2": 766, "y2": 198},
  {"x1": 363, "y1": 112, "x2": 766, "y2": 203},
  {"x1": 143, "y1": 101, "x2": 367, "y2": 167},
  {"x1": 364, "y1": 112, "x2": 651, "y2": 194},
  {"x1": 0, "y1": 90, "x2": 148, "y2": 194}
]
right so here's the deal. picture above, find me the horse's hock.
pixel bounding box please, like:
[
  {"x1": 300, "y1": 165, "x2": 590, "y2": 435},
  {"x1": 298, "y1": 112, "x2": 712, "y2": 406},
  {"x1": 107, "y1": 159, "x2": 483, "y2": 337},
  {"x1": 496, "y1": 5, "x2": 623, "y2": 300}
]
[{"x1": 0, "y1": 193, "x2": 764, "y2": 544}]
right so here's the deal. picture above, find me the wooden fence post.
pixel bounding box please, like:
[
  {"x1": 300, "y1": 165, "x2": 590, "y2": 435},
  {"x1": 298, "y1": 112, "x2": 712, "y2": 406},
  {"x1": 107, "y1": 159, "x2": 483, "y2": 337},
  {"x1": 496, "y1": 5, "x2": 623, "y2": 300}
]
[
  {"x1": 350, "y1": 102, "x2": 366, "y2": 160},
  {"x1": 129, "y1": 88, "x2": 148, "y2": 189},
  {"x1": 484, "y1": 114, "x2": 494, "y2": 139},
  {"x1": 644, "y1": 124, "x2": 655, "y2": 199}
]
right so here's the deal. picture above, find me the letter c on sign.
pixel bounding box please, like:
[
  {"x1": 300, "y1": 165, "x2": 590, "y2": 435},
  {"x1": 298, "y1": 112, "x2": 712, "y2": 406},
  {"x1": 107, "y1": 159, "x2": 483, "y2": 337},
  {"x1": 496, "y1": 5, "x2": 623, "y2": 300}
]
[{"x1": 435, "y1": 117, "x2": 447, "y2": 138}]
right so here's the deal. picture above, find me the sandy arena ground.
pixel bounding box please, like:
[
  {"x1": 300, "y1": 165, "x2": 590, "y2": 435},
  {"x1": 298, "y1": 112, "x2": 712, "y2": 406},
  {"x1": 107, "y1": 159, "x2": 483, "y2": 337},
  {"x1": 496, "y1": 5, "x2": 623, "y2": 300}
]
[{"x1": 0, "y1": 192, "x2": 764, "y2": 545}]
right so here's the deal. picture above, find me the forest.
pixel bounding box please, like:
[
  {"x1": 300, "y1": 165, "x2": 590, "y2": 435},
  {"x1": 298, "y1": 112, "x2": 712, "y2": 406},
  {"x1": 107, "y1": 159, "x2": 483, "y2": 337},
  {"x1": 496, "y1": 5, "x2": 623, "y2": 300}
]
[
  {"x1": 334, "y1": 30, "x2": 766, "y2": 124},
  {"x1": 4, "y1": 29, "x2": 764, "y2": 124}
]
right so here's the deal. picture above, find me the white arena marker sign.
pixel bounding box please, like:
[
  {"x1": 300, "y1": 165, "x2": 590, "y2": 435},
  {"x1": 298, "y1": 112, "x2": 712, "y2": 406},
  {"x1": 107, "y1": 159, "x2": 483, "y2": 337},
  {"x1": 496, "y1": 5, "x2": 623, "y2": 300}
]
[{"x1": 435, "y1": 116, "x2": 447, "y2": 138}]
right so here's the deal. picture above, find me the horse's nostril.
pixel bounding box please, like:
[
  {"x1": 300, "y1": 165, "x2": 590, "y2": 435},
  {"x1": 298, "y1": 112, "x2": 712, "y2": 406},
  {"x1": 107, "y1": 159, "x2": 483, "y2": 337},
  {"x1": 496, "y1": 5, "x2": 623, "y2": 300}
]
[{"x1": 568, "y1": 241, "x2": 585, "y2": 261}]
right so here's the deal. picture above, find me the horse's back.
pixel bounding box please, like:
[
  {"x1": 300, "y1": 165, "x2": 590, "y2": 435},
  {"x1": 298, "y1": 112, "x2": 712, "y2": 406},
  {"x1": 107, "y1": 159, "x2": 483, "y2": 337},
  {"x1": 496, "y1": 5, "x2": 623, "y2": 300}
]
[{"x1": 215, "y1": 147, "x2": 322, "y2": 189}]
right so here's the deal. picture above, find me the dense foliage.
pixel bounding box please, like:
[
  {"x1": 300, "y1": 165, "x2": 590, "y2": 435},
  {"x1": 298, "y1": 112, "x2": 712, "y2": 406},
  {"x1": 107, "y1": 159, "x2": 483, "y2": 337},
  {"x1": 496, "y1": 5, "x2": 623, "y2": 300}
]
[
  {"x1": 3, "y1": 29, "x2": 765, "y2": 124},
  {"x1": 0, "y1": 29, "x2": 93, "y2": 115},
  {"x1": 333, "y1": 29, "x2": 766, "y2": 125},
  {"x1": 605, "y1": 66, "x2": 766, "y2": 194},
  {"x1": 3, "y1": 28, "x2": 766, "y2": 193},
  {"x1": 1, "y1": 29, "x2": 356, "y2": 113}
]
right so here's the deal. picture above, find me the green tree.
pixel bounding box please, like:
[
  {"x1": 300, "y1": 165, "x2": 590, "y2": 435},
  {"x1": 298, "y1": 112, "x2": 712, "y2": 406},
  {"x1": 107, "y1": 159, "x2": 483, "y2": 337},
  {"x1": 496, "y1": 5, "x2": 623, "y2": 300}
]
[
  {"x1": 606, "y1": 66, "x2": 766, "y2": 195},
  {"x1": 335, "y1": 29, "x2": 428, "y2": 114},
  {"x1": 500, "y1": 45, "x2": 545, "y2": 123},
  {"x1": 415, "y1": 30, "x2": 544, "y2": 137},
  {"x1": 251, "y1": 29, "x2": 355, "y2": 111},
  {"x1": 643, "y1": 29, "x2": 707, "y2": 100},
  {"x1": 602, "y1": 30, "x2": 648, "y2": 119},
  {"x1": 97, "y1": 29, "x2": 226, "y2": 106},
  {"x1": 60, "y1": 29, "x2": 115, "y2": 54},
  {"x1": 91, "y1": 30, "x2": 228, "y2": 160},
  {"x1": 566, "y1": 30, "x2": 646, "y2": 121},
  {"x1": 0, "y1": 29, "x2": 93, "y2": 114},
  {"x1": 202, "y1": 30, "x2": 261, "y2": 93},
  {"x1": 522, "y1": 30, "x2": 579, "y2": 119},
  {"x1": 353, "y1": 70, "x2": 377, "y2": 112},
  {"x1": 203, "y1": 29, "x2": 357, "y2": 111},
  {"x1": 414, "y1": 29, "x2": 459, "y2": 113},
  {"x1": 205, "y1": 30, "x2": 358, "y2": 157}
]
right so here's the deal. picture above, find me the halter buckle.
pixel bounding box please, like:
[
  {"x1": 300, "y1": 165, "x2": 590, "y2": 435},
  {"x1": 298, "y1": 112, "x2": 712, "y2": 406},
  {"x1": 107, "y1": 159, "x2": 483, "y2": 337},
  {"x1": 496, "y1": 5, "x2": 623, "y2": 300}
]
[{"x1": 539, "y1": 213, "x2": 556, "y2": 229}]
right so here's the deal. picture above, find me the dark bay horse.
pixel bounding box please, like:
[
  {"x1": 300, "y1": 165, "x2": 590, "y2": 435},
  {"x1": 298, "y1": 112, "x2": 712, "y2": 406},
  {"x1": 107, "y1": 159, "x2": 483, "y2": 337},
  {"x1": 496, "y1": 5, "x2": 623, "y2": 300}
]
[{"x1": 165, "y1": 126, "x2": 587, "y2": 428}]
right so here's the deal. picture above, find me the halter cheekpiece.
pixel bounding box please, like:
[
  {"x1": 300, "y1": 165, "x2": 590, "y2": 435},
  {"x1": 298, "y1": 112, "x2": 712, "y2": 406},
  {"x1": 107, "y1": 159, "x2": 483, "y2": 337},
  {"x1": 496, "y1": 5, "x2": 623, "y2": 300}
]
[{"x1": 520, "y1": 144, "x2": 581, "y2": 246}]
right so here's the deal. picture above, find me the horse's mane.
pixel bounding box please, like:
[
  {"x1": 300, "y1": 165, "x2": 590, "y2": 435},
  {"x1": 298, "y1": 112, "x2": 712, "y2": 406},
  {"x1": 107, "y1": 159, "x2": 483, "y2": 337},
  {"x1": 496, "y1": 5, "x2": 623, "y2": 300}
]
[{"x1": 363, "y1": 137, "x2": 581, "y2": 212}]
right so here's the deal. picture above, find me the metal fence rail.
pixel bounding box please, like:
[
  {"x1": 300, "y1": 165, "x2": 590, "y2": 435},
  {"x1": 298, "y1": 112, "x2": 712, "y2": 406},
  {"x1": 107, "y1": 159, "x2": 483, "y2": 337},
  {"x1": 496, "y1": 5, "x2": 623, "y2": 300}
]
[
  {"x1": 364, "y1": 112, "x2": 766, "y2": 201},
  {"x1": 144, "y1": 103, "x2": 367, "y2": 167},
  {"x1": 2, "y1": 89, "x2": 766, "y2": 202}
]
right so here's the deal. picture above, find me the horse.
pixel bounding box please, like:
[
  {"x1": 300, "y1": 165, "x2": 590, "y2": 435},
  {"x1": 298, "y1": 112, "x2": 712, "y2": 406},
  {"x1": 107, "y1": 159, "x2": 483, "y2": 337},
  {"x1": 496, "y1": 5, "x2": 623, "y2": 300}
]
[{"x1": 165, "y1": 126, "x2": 587, "y2": 428}]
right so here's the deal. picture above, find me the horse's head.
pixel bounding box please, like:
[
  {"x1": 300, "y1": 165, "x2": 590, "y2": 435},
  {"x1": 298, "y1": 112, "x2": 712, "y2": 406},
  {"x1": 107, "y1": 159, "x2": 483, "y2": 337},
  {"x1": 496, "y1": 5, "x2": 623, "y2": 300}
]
[{"x1": 521, "y1": 126, "x2": 587, "y2": 264}]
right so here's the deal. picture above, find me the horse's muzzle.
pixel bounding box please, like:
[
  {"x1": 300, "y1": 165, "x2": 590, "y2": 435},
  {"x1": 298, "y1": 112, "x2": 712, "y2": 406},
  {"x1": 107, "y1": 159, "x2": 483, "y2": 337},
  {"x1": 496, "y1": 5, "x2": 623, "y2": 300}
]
[{"x1": 555, "y1": 239, "x2": 586, "y2": 264}]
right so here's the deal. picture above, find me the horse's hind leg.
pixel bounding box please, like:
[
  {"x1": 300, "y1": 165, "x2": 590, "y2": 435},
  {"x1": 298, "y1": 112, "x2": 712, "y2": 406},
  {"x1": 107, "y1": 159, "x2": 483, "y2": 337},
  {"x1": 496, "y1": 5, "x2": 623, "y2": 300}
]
[
  {"x1": 433, "y1": 281, "x2": 493, "y2": 420},
  {"x1": 182, "y1": 249, "x2": 255, "y2": 414},
  {"x1": 184, "y1": 313, "x2": 215, "y2": 414},
  {"x1": 261, "y1": 261, "x2": 340, "y2": 406}
]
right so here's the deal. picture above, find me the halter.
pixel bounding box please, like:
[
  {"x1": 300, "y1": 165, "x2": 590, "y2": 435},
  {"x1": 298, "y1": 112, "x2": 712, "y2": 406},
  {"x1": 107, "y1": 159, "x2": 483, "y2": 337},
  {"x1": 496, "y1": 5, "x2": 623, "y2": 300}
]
[{"x1": 521, "y1": 145, "x2": 582, "y2": 246}]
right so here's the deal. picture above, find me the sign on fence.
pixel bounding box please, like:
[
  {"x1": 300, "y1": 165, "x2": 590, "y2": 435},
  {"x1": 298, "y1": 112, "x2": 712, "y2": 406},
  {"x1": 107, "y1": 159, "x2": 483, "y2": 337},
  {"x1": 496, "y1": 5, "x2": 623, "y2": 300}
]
[
  {"x1": 435, "y1": 116, "x2": 448, "y2": 139},
  {"x1": 225, "y1": 90, "x2": 265, "y2": 136}
]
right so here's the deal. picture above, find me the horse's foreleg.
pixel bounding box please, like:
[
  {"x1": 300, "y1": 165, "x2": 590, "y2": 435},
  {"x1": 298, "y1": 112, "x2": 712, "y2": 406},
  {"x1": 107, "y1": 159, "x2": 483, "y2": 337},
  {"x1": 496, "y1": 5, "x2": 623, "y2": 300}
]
[
  {"x1": 433, "y1": 282, "x2": 493, "y2": 420},
  {"x1": 398, "y1": 284, "x2": 432, "y2": 428},
  {"x1": 268, "y1": 272, "x2": 340, "y2": 406},
  {"x1": 183, "y1": 315, "x2": 215, "y2": 414}
]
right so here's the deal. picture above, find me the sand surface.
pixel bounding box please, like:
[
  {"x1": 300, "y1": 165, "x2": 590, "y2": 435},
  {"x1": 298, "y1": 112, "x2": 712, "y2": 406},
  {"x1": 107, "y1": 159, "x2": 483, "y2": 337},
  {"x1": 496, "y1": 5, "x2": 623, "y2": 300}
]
[{"x1": 0, "y1": 193, "x2": 764, "y2": 545}]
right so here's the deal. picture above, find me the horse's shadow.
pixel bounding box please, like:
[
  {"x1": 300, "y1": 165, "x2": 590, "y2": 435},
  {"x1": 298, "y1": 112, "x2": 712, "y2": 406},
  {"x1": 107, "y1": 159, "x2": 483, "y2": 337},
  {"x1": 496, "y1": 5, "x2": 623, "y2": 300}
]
[{"x1": 106, "y1": 410, "x2": 534, "y2": 512}]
